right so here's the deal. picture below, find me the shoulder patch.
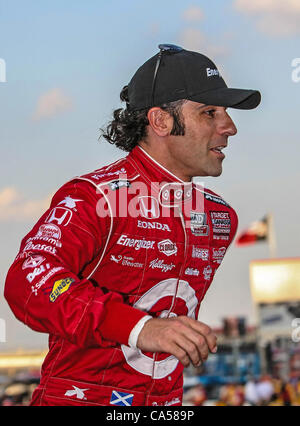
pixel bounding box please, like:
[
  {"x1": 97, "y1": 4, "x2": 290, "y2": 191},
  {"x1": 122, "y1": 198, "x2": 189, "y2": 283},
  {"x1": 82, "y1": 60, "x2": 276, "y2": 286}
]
[
  {"x1": 204, "y1": 192, "x2": 230, "y2": 207},
  {"x1": 76, "y1": 157, "x2": 138, "y2": 185},
  {"x1": 90, "y1": 166, "x2": 128, "y2": 182},
  {"x1": 109, "y1": 180, "x2": 131, "y2": 191}
]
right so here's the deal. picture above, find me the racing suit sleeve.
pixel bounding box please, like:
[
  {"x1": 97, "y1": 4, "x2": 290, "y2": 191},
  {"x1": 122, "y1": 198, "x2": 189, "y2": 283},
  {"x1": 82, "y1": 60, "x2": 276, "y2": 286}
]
[{"x1": 4, "y1": 180, "x2": 148, "y2": 349}]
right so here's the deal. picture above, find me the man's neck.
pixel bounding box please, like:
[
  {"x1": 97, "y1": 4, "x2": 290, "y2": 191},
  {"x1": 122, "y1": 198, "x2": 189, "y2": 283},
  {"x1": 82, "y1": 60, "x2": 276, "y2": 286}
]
[{"x1": 138, "y1": 143, "x2": 191, "y2": 183}]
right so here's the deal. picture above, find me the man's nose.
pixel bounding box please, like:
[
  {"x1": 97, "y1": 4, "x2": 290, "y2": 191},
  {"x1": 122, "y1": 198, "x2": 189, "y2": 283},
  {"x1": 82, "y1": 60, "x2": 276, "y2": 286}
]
[{"x1": 219, "y1": 112, "x2": 237, "y2": 137}]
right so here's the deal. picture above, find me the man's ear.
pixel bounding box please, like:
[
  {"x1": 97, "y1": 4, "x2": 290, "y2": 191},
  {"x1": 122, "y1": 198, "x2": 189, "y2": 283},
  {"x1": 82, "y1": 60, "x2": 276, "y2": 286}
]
[{"x1": 147, "y1": 107, "x2": 173, "y2": 137}]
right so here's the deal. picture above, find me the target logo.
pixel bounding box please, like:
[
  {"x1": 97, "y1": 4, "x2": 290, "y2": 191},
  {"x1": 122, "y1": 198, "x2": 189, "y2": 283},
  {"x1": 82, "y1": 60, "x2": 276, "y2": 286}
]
[{"x1": 121, "y1": 278, "x2": 198, "y2": 379}]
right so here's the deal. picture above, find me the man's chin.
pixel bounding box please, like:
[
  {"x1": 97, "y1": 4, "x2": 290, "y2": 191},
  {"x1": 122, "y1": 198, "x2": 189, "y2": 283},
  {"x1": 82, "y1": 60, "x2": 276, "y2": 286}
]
[
  {"x1": 209, "y1": 167, "x2": 223, "y2": 177},
  {"x1": 192, "y1": 166, "x2": 222, "y2": 178}
]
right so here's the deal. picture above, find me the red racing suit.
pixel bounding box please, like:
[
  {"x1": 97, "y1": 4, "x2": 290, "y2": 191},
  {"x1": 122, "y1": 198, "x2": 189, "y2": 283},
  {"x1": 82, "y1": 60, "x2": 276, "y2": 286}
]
[{"x1": 5, "y1": 146, "x2": 238, "y2": 406}]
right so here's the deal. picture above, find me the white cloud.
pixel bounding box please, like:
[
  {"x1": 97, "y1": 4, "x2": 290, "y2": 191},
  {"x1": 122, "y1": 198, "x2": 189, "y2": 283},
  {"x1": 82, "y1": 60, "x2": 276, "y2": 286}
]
[
  {"x1": 0, "y1": 187, "x2": 52, "y2": 222},
  {"x1": 235, "y1": 0, "x2": 300, "y2": 13},
  {"x1": 183, "y1": 5, "x2": 204, "y2": 22},
  {"x1": 234, "y1": 0, "x2": 300, "y2": 37},
  {"x1": 32, "y1": 88, "x2": 73, "y2": 120},
  {"x1": 179, "y1": 5, "x2": 229, "y2": 59},
  {"x1": 179, "y1": 28, "x2": 229, "y2": 59},
  {"x1": 0, "y1": 187, "x2": 19, "y2": 207}
]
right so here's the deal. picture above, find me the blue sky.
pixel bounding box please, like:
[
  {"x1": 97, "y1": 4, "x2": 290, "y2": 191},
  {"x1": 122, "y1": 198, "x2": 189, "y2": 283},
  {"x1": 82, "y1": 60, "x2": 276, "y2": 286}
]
[{"x1": 1, "y1": 0, "x2": 300, "y2": 350}]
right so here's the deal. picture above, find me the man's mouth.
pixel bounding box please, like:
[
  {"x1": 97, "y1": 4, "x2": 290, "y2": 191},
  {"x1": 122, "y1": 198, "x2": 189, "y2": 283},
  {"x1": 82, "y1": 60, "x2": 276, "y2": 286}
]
[{"x1": 210, "y1": 146, "x2": 226, "y2": 159}]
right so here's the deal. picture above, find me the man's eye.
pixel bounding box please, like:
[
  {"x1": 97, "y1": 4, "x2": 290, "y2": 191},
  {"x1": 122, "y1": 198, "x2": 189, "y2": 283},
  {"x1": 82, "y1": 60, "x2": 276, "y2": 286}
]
[{"x1": 204, "y1": 109, "x2": 216, "y2": 118}]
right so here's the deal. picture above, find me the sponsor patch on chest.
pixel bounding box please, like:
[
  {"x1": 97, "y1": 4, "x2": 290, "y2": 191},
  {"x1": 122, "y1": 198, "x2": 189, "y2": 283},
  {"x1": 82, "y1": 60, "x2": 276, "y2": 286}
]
[
  {"x1": 190, "y1": 211, "x2": 209, "y2": 237},
  {"x1": 210, "y1": 211, "x2": 231, "y2": 240}
]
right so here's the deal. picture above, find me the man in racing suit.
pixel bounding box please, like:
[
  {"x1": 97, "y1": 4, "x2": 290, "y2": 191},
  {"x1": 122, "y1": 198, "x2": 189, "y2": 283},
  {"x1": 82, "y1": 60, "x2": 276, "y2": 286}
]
[{"x1": 5, "y1": 45, "x2": 260, "y2": 406}]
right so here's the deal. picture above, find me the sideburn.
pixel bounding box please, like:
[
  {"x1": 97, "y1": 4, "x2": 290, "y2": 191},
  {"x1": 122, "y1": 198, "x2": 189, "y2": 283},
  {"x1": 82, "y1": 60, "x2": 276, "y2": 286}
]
[
  {"x1": 160, "y1": 100, "x2": 186, "y2": 136},
  {"x1": 170, "y1": 107, "x2": 186, "y2": 136}
]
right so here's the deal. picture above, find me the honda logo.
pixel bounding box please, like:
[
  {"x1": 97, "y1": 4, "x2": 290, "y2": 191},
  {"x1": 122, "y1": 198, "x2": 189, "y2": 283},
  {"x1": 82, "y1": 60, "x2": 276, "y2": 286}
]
[
  {"x1": 46, "y1": 207, "x2": 72, "y2": 226},
  {"x1": 139, "y1": 197, "x2": 160, "y2": 219}
]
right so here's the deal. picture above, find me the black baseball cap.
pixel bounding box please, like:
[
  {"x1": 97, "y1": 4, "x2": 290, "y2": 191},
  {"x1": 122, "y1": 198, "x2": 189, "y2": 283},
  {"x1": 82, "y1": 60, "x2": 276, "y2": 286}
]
[{"x1": 127, "y1": 44, "x2": 261, "y2": 111}]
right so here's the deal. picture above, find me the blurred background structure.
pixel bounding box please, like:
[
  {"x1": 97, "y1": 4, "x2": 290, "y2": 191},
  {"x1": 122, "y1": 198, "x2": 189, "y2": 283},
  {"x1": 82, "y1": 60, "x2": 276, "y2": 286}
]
[{"x1": 0, "y1": 0, "x2": 300, "y2": 405}]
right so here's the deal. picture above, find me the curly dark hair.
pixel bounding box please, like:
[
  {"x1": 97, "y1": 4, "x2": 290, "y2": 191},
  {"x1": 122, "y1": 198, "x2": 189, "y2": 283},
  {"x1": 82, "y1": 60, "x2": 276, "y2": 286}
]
[{"x1": 100, "y1": 86, "x2": 187, "y2": 152}]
